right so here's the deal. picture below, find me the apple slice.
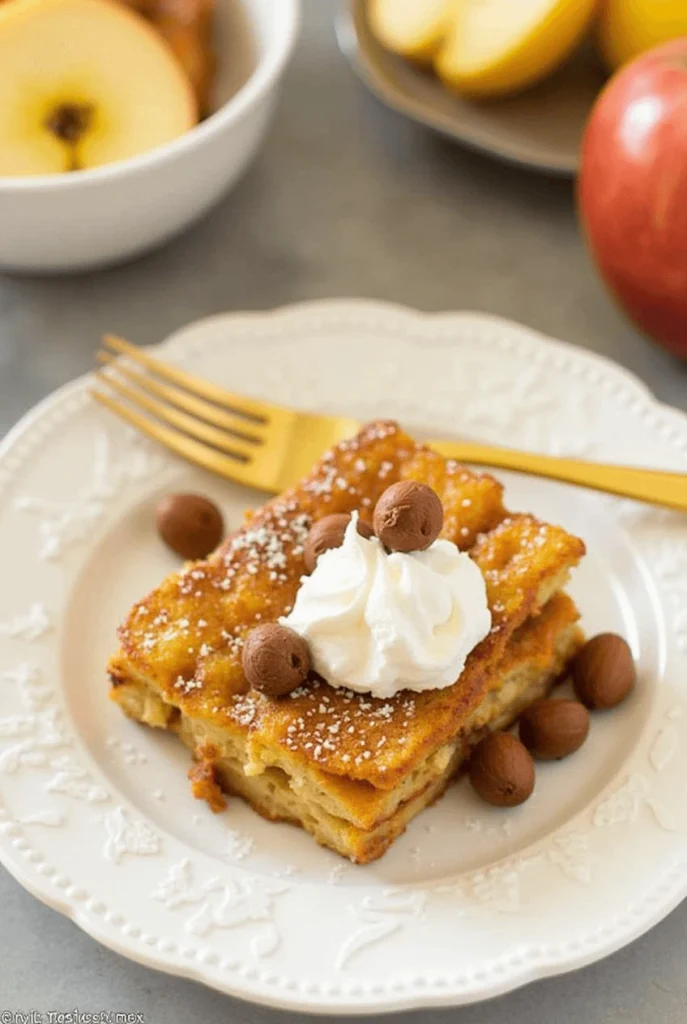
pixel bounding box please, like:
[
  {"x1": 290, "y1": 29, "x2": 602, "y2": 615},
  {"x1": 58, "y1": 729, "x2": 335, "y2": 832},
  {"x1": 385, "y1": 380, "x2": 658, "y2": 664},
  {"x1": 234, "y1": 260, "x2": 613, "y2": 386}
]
[
  {"x1": 0, "y1": 0, "x2": 197, "y2": 176},
  {"x1": 368, "y1": 0, "x2": 454, "y2": 62},
  {"x1": 435, "y1": 0, "x2": 598, "y2": 98}
]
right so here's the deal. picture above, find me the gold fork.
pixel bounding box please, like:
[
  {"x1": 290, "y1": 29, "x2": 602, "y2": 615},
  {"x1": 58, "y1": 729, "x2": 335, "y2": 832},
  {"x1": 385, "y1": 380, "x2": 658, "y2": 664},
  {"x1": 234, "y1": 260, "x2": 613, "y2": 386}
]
[{"x1": 91, "y1": 335, "x2": 687, "y2": 510}]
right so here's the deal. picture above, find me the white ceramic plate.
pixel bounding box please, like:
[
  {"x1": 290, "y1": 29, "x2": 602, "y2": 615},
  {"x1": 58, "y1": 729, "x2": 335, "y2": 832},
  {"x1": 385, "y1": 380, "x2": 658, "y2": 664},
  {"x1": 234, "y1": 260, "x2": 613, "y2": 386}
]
[
  {"x1": 0, "y1": 300, "x2": 686, "y2": 1015},
  {"x1": 337, "y1": 1, "x2": 607, "y2": 177}
]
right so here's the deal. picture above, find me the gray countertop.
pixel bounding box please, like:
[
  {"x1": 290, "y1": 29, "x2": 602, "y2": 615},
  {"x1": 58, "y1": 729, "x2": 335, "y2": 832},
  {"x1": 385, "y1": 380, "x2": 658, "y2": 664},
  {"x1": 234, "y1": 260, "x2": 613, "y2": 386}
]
[{"x1": 1, "y1": 1, "x2": 686, "y2": 1019}]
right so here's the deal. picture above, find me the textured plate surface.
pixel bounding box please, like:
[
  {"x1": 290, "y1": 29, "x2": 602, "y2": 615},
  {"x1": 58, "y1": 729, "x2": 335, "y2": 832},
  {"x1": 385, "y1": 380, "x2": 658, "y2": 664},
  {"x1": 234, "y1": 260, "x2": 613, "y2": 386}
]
[
  {"x1": 337, "y1": 0, "x2": 607, "y2": 176},
  {"x1": 0, "y1": 300, "x2": 686, "y2": 1014}
]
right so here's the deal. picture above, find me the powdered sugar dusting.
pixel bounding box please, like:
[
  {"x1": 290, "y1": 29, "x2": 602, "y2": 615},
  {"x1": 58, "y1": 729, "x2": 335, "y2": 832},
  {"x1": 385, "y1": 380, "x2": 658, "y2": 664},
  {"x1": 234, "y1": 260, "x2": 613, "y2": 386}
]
[
  {"x1": 224, "y1": 511, "x2": 311, "y2": 584},
  {"x1": 276, "y1": 679, "x2": 417, "y2": 767},
  {"x1": 231, "y1": 692, "x2": 261, "y2": 727}
]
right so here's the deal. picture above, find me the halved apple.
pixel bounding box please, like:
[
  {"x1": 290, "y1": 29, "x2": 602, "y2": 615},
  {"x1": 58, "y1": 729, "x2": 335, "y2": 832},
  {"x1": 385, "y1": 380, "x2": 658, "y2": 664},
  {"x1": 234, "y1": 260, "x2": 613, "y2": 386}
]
[
  {"x1": 368, "y1": 0, "x2": 454, "y2": 62},
  {"x1": 0, "y1": 0, "x2": 197, "y2": 176}
]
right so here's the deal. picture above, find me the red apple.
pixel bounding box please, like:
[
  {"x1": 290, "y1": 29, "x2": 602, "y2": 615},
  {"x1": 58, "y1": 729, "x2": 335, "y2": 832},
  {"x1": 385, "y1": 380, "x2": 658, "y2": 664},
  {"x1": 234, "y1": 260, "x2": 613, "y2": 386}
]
[{"x1": 579, "y1": 38, "x2": 687, "y2": 359}]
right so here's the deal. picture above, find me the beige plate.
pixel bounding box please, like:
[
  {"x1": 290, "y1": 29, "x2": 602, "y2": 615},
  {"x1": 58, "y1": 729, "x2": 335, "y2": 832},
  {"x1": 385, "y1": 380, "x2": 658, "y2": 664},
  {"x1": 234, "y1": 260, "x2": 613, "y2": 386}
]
[{"x1": 336, "y1": 0, "x2": 608, "y2": 177}]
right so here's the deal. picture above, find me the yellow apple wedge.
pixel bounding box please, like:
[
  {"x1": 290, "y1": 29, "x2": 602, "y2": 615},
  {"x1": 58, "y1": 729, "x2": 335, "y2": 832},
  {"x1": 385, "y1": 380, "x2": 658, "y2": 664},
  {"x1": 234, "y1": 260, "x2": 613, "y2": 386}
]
[
  {"x1": 0, "y1": 0, "x2": 197, "y2": 176},
  {"x1": 368, "y1": 0, "x2": 455, "y2": 62},
  {"x1": 435, "y1": 0, "x2": 599, "y2": 99}
]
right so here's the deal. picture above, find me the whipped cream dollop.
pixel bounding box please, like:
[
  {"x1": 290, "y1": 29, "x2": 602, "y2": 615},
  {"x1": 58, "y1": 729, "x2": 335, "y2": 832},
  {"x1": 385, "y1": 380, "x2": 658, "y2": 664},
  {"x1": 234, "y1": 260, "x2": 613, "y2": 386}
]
[{"x1": 282, "y1": 513, "x2": 491, "y2": 699}]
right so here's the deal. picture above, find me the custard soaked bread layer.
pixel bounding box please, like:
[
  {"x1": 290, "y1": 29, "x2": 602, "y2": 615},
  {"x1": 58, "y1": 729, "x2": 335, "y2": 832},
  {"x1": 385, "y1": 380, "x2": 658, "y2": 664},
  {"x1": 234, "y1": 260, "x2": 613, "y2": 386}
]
[{"x1": 114, "y1": 591, "x2": 582, "y2": 863}]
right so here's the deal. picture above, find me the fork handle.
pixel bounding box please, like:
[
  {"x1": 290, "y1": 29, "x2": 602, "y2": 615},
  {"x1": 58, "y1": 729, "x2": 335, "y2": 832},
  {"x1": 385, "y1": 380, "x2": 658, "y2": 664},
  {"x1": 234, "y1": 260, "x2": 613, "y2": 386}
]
[{"x1": 428, "y1": 440, "x2": 687, "y2": 512}]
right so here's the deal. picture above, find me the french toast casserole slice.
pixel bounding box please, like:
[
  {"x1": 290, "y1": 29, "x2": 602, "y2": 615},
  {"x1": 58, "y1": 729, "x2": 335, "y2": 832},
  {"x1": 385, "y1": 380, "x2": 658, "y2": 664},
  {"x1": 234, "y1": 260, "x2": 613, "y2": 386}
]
[{"x1": 108, "y1": 421, "x2": 585, "y2": 863}]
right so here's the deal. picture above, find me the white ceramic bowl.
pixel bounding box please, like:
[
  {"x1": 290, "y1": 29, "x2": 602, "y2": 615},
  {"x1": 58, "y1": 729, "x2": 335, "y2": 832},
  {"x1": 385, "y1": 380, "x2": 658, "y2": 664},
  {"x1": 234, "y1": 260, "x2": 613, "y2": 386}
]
[{"x1": 0, "y1": 0, "x2": 300, "y2": 273}]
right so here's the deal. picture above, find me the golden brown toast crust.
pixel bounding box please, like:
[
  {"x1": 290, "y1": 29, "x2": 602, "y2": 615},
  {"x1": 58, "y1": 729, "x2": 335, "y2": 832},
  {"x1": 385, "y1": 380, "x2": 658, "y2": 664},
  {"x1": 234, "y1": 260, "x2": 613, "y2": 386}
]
[{"x1": 110, "y1": 421, "x2": 585, "y2": 792}]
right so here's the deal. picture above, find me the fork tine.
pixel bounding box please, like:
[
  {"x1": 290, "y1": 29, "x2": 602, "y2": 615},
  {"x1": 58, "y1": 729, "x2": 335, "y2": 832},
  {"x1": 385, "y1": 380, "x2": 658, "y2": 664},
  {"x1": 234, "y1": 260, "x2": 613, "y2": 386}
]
[
  {"x1": 97, "y1": 352, "x2": 266, "y2": 444},
  {"x1": 103, "y1": 334, "x2": 274, "y2": 423},
  {"x1": 97, "y1": 373, "x2": 259, "y2": 461},
  {"x1": 91, "y1": 390, "x2": 262, "y2": 489}
]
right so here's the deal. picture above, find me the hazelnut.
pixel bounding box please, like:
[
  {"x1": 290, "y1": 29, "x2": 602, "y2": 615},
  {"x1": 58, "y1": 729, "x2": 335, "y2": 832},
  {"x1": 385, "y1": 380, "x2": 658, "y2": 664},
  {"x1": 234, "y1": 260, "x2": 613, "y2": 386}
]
[
  {"x1": 373, "y1": 481, "x2": 443, "y2": 553},
  {"x1": 468, "y1": 733, "x2": 535, "y2": 807},
  {"x1": 303, "y1": 513, "x2": 374, "y2": 573},
  {"x1": 572, "y1": 633, "x2": 635, "y2": 710},
  {"x1": 519, "y1": 699, "x2": 590, "y2": 760},
  {"x1": 156, "y1": 493, "x2": 224, "y2": 560},
  {"x1": 242, "y1": 623, "x2": 311, "y2": 698}
]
